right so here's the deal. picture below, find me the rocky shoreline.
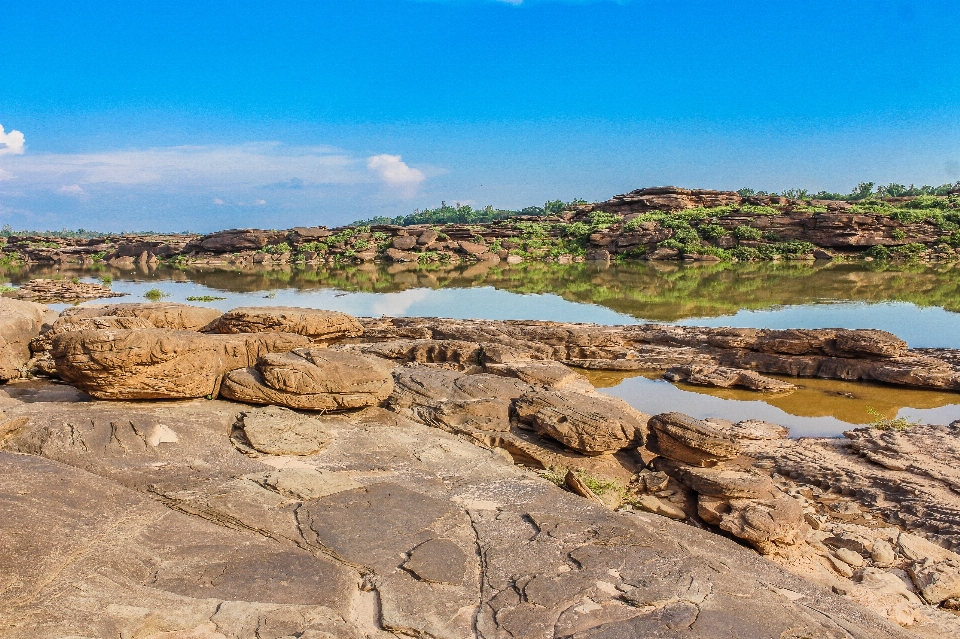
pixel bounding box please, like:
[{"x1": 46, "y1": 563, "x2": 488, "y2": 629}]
[
  {"x1": 2, "y1": 298, "x2": 960, "y2": 636},
  {"x1": 4, "y1": 187, "x2": 960, "y2": 273}
]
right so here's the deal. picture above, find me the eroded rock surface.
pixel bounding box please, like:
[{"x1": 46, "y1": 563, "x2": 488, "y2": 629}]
[
  {"x1": 221, "y1": 348, "x2": 394, "y2": 410},
  {"x1": 0, "y1": 298, "x2": 47, "y2": 381},
  {"x1": 51, "y1": 328, "x2": 310, "y2": 399},
  {"x1": 204, "y1": 306, "x2": 363, "y2": 341},
  {"x1": 60, "y1": 301, "x2": 223, "y2": 330},
  {"x1": 0, "y1": 395, "x2": 913, "y2": 639}
]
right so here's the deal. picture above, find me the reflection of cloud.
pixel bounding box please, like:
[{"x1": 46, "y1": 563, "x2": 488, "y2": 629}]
[
  {"x1": 367, "y1": 154, "x2": 425, "y2": 187},
  {"x1": 369, "y1": 289, "x2": 432, "y2": 317},
  {"x1": 0, "y1": 125, "x2": 25, "y2": 156}
]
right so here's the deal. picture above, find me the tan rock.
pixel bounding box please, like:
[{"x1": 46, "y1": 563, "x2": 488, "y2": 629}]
[
  {"x1": 29, "y1": 315, "x2": 154, "y2": 352},
  {"x1": 908, "y1": 557, "x2": 960, "y2": 604},
  {"x1": 220, "y1": 348, "x2": 394, "y2": 411},
  {"x1": 655, "y1": 457, "x2": 775, "y2": 499},
  {"x1": 514, "y1": 389, "x2": 649, "y2": 454},
  {"x1": 51, "y1": 328, "x2": 310, "y2": 399},
  {"x1": 647, "y1": 412, "x2": 741, "y2": 467},
  {"x1": 634, "y1": 494, "x2": 686, "y2": 520},
  {"x1": 60, "y1": 302, "x2": 222, "y2": 330},
  {"x1": 204, "y1": 306, "x2": 362, "y2": 341},
  {"x1": 664, "y1": 364, "x2": 796, "y2": 392},
  {"x1": 718, "y1": 492, "x2": 807, "y2": 555},
  {"x1": 0, "y1": 298, "x2": 46, "y2": 380},
  {"x1": 232, "y1": 406, "x2": 344, "y2": 457}
]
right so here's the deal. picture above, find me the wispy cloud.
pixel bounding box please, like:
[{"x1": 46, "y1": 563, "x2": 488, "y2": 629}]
[
  {"x1": 0, "y1": 125, "x2": 25, "y2": 156},
  {"x1": 57, "y1": 184, "x2": 86, "y2": 196}
]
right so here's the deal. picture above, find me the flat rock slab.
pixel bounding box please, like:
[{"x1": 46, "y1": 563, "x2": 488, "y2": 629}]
[
  {"x1": 0, "y1": 298, "x2": 46, "y2": 381},
  {"x1": 204, "y1": 306, "x2": 363, "y2": 341},
  {"x1": 5, "y1": 278, "x2": 127, "y2": 302},
  {"x1": 60, "y1": 301, "x2": 223, "y2": 330},
  {"x1": 236, "y1": 405, "x2": 340, "y2": 456},
  {"x1": 0, "y1": 388, "x2": 915, "y2": 639}
]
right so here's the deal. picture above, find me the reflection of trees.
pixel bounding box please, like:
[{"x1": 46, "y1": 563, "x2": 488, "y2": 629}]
[{"x1": 4, "y1": 260, "x2": 960, "y2": 321}]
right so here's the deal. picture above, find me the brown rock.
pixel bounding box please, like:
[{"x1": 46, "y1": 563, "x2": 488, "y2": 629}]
[
  {"x1": 458, "y1": 241, "x2": 488, "y2": 256},
  {"x1": 7, "y1": 279, "x2": 127, "y2": 303},
  {"x1": 514, "y1": 389, "x2": 649, "y2": 454},
  {"x1": 203, "y1": 306, "x2": 362, "y2": 341},
  {"x1": 718, "y1": 493, "x2": 807, "y2": 555},
  {"x1": 60, "y1": 302, "x2": 222, "y2": 331},
  {"x1": 220, "y1": 348, "x2": 394, "y2": 411},
  {"x1": 234, "y1": 405, "x2": 337, "y2": 456},
  {"x1": 647, "y1": 412, "x2": 741, "y2": 467},
  {"x1": 392, "y1": 235, "x2": 418, "y2": 250},
  {"x1": 30, "y1": 315, "x2": 154, "y2": 353},
  {"x1": 0, "y1": 299, "x2": 46, "y2": 380},
  {"x1": 51, "y1": 328, "x2": 310, "y2": 399},
  {"x1": 655, "y1": 458, "x2": 775, "y2": 499},
  {"x1": 385, "y1": 247, "x2": 418, "y2": 262},
  {"x1": 403, "y1": 538, "x2": 470, "y2": 585},
  {"x1": 198, "y1": 228, "x2": 287, "y2": 252},
  {"x1": 664, "y1": 364, "x2": 796, "y2": 392}
]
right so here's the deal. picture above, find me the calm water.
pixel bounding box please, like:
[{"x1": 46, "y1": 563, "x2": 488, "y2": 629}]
[{"x1": 4, "y1": 259, "x2": 960, "y2": 434}]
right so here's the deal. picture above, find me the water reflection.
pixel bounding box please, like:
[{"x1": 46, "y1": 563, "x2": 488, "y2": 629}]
[{"x1": 580, "y1": 370, "x2": 960, "y2": 437}]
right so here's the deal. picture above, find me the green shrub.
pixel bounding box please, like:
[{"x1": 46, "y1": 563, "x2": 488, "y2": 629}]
[
  {"x1": 773, "y1": 240, "x2": 816, "y2": 256},
  {"x1": 697, "y1": 224, "x2": 727, "y2": 240},
  {"x1": 867, "y1": 245, "x2": 891, "y2": 260},
  {"x1": 100, "y1": 274, "x2": 113, "y2": 287},
  {"x1": 261, "y1": 242, "x2": 292, "y2": 254},
  {"x1": 186, "y1": 295, "x2": 226, "y2": 302},
  {"x1": 891, "y1": 229, "x2": 906, "y2": 240},
  {"x1": 733, "y1": 226, "x2": 763, "y2": 241}
]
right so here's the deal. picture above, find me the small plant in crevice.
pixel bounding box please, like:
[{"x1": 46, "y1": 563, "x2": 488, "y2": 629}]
[{"x1": 866, "y1": 406, "x2": 919, "y2": 431}]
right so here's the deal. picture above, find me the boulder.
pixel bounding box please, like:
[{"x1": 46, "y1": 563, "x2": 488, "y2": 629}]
[
  {"x1": 51, "y1": 328, "x2": 310, "y2": 399},
  {"x1": 392, "y1": 235, "x2": 418, "y2": 250},
  {"x1": 908, "y1": 557, "x2": 960, "y2": 605},
  {"x1": 663, "y1": 364, "x2": 796, "y2": 392},
  {"x1": 30, "y1": 316, "x2": 154, "y2": 352},
  {"x1": 655, "y1": 458, "x2": 775, "y2": 499},
  {"x1": 646, "y1": 412, "x2": 742, "y2": 467},
  {"x1": 220, "y1": 348, "x2": 394, "y2": 411},
  {"x1": 458, "y1": 241, "x2": 488, "y2": 256},
  {"x1": 60, "y1": 302, "x2": 222, "y2": 331},
  {"x1": 234, "y1": 406, "x2": 337, "y2": 456},
  {"x1": 0, "y1": 299, "x2": 46, "y2": 380},
  {"x1": 514, "y1": 389, "x2": 649, "y2": 454},
  {"x1": 717, "y1": 493, "x2": 808, "y2": 555},
  {"x1": 204, "y1": 307, "x2": 362, "y2": 341},
  {"x1": 197, "y1": 228, "x2": 287, "y2": 252}
]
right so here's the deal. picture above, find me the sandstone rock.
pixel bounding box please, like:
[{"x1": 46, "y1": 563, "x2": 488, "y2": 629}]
[
  {"x1": 403, "y1": 538, "x2": 470, "y2": 585},
  {"x1": 203, "y1": 306, "x2": 362, "y2": 341},
  {"x1": 647, "y1": 412, "x2": 742, "y2": 467},
  {"x1": 246, "y1": 467, "x2": 362, "y2": 500},
  {"x1": 347, "y1": 339, "x2": 482, "y2": 369},
  {"x1": 486, "y1": 359, "x2": 591, "y2": 390},
  {"x1": 872, "y1": 540, "x2": 897, "y2": 566},
  {"x1": 718, "y1": 493, "x2": 807, "y2": 555},
  {"x1": 60, "y1": 302, "x2": 222, "y2": 331},
  {"x1": 835, "y1": 547, "x2": 865, "y2": 568},
  {"x1": 898, "y1": 532, "x2": 960, "y2": 563},
  {"x1": 392, "y1": 235, "x2": 418, "y2": 250},
  {"x1": 51, "y1": 328, "x2": 310, "y2": 399},
  {"x1": 458, "y1": 241, "x2": 488, "y2": 256},
  {"x1": 634, "y1": 494, "x2": 686, "y2": 520},
  {"x1": 30, "y1": 315, "x2": 154, "y2": 352},
  {"x1": 725, "y1": 419, "x2": 790, "y2": 440},
  {"x1": 221, "y1": 348, "x2": 394, "y2": 411},
  {"x1": 655, "y1": 457, "x2": 775, "y2": 499},
  {"x1": 564, "y1": 469, "x2": 606, "y2": 505},
  {"x1": 515, "y1": 389, "x2": 649, "y2": 454},
  {"x1": 0, "y1": 298, "x2": 46, "y2": 380},
  {"x1": 385, "y1": 247, "x2": 418, "y2": 262},
  {"x1": 908, "y1": 557, "x2": 960, "y2": 604},
  {"x1": 6, "y1": 278, "x2": 127, "y2": 303},
  {"x1": 235, "y1": 406, "x2": 337, "y2": 456},
  {"x1": 197, "y1": 228, "x2": 287, "y2": 252},
  {"x1": 664, "y1": 364, "x2": 796, "y2": 392}
]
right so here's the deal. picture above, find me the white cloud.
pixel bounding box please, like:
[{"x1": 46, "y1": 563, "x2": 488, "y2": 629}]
[
  {"x1": 213, "y1": 198, "x2": 226, "y2": 205},
  {"x1": 366, "y1": 154, "x2": 426, "y2": 187},
  {"x1": 0, "y1": 125, "x2": 25, "y2": 156},
  {"x1": 58, "y1": 184, "x2": 86, "y2": 196}
]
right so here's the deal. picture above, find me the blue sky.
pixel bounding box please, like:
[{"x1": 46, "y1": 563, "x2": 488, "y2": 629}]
[{"x1": 1, "y1": 0, "x2": 959, "y2": 232}]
